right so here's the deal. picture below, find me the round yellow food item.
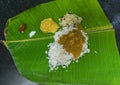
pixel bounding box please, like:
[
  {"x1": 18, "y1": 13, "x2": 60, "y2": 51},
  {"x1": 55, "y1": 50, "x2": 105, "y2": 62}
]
[{"x1": 40, "y1": 18, "x2": 59, "y2": 33}]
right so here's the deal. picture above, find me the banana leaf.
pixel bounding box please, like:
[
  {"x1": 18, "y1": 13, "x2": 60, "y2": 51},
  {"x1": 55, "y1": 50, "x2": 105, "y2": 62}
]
[{"x1": 2, "y1": 0, "x2": 120, "y2": 84}]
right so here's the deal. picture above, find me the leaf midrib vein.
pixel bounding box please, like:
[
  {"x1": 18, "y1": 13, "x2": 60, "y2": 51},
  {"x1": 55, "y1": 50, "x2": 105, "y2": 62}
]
[
  {"x1": 4, "y1": 28, "x2": 114, "y2": 43},
  {"x1": 6, "y1": 36, "x2": 53, "y2": 43}
]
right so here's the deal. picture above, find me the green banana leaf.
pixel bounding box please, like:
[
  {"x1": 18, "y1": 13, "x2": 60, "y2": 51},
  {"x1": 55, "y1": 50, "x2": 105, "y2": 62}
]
[{"x1": 2, "y1": 0, "x2": 120, "y2": 84}]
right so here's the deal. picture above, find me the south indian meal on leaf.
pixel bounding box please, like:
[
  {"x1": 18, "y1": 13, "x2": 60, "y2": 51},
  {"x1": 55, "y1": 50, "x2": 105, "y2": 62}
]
[
  {"x1": 41, "y1": 13, "x2": 90, "y2": 71},
  {"x1": 3, "y1": 0, "x2": 120, "y2": 84}
]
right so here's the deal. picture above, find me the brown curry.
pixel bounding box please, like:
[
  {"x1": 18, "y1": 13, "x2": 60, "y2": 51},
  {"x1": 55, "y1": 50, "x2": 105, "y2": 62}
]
[{"x1": 58, "y1": 27, "x2": 85, "y2": 59}]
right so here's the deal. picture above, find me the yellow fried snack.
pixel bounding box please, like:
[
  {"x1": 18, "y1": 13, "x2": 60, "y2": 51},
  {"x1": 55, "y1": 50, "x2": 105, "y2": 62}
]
[{"x1": 40, "y1": 18, "x2": 59, "y2": 33}]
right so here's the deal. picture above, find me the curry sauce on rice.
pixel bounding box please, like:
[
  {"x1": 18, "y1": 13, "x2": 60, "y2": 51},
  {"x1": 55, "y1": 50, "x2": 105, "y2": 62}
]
[{"x1": 40, "y1": 13, "x2": 90, "y2": 71}]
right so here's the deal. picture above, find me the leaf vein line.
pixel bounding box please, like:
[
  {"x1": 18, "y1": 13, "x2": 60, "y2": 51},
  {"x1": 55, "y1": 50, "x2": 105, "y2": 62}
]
[{"x1": 6, "y1": 36, "x2": 53, "y2": 43}]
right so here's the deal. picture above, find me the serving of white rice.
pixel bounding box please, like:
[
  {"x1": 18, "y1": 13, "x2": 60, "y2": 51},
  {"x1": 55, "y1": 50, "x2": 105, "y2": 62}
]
[{"x1": 47, "y1": 13, "x2": 90, "y2": 71}]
